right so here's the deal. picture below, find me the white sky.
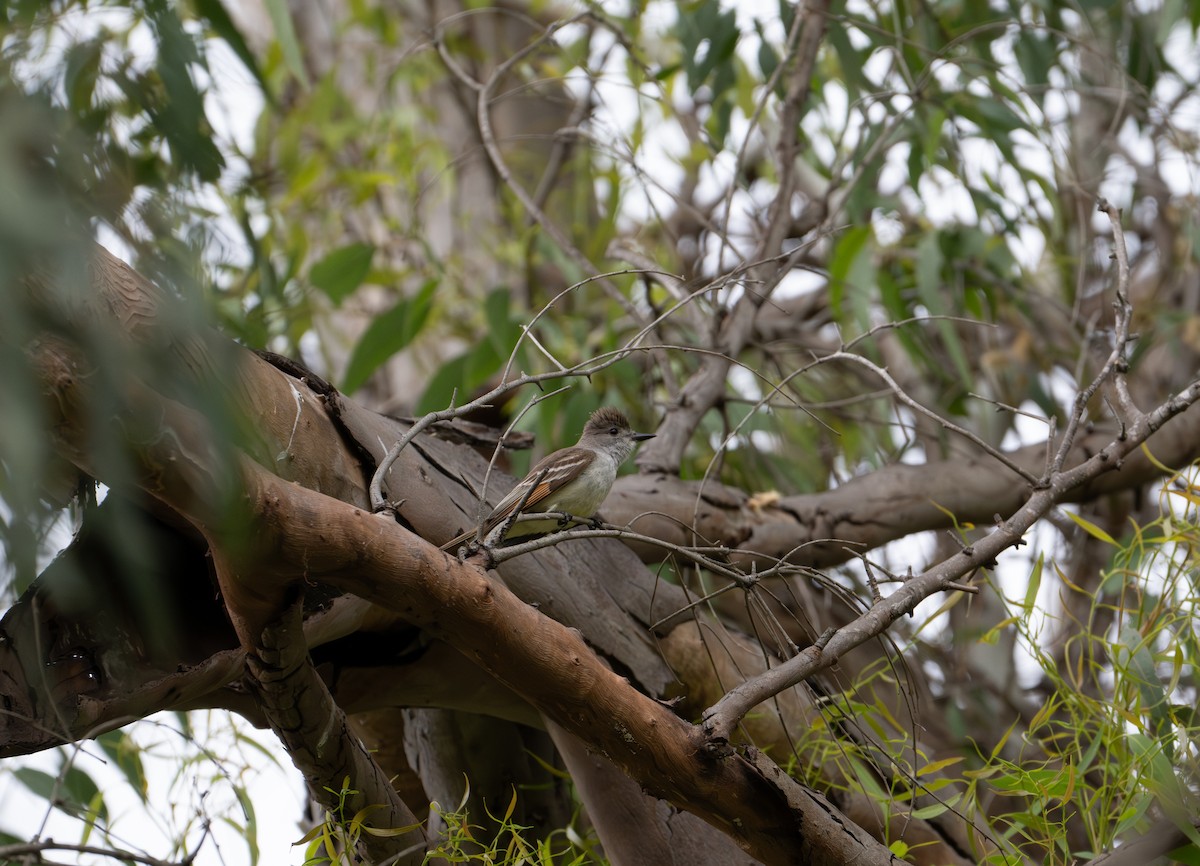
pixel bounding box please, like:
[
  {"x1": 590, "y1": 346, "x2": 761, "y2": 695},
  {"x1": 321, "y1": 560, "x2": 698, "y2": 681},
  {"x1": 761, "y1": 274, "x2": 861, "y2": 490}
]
[{"x1": 0, "y1": 713, "x2": 308, "y2": 865}]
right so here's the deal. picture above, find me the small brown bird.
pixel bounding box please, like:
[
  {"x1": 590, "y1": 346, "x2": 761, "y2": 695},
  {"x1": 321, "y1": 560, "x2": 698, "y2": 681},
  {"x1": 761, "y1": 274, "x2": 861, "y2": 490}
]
[{"x1": 441, "y1": 407, "x2": 654, "y2": 551}]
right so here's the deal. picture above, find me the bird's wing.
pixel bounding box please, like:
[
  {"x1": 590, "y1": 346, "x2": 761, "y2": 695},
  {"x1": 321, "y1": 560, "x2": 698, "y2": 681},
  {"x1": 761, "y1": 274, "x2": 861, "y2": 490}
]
[{"x1": 480, "y1": 446, "x2": 596, "y2": 533}]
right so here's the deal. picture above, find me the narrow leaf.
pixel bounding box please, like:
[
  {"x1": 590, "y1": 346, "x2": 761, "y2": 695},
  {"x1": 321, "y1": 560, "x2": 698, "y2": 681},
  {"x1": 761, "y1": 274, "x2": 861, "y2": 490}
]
[
  {"x1": 193, "y1": 0, "x2": 269, "y2": 95},
  {"x1": 264, "y1": 0, "x2": 311, "y2": 88},
  {"x1": 1063, "y1": 510, "x2": 1118, "y2": 545}
]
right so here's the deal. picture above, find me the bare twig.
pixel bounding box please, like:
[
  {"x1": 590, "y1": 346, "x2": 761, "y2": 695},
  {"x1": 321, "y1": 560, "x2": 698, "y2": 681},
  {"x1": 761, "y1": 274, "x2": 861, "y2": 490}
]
[
  {"x1": 0, "y1": 841, "x2": 185, "y2": 866},
  {"x1": 757, "y1": 0, "x2": 833, "y2": 264},
  {"x1": 819, "y1": 350, "x2": 1041, "y2": 485},
  {"x1": 703, "y1": 376, "x2": 1200, "y2": 740},
  {"x1": 1048, "y1": 200, "x2": 1140, "y2": 475},
  {"x1": 700, "y1": 204, "x2": 1200, "y2": 744}
]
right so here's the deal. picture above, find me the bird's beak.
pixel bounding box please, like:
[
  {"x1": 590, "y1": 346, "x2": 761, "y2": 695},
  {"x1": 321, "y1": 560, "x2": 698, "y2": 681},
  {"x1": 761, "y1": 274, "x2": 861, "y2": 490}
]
[{"x1": 632, "y1": 432, "x2": 656, "y2": 442}]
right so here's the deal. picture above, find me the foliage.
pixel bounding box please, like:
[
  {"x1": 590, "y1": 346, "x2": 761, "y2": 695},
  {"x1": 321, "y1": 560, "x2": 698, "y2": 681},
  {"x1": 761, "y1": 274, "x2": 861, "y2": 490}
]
[
  {"x1": 2, "y1": 0, "x2": 1199, "y2": 862},
  {"x1": 298, "y1": 780, "x2": 604, "y2": 866},
  {"x1": 297, "y1": 778, "x2": 423, "y2": 865},
  {"x1": 966, "y1": 475, "x2": 1200, "y2": 864},
  {"x1": 813, "y1": 470, "x2": 1200, "y2": 864},
  {"x1": 0, "y1": 1, "x2": 243, "y2": 594},
  {"x1": 0, "y1": 714, "x2": 278, "y2": 865}
]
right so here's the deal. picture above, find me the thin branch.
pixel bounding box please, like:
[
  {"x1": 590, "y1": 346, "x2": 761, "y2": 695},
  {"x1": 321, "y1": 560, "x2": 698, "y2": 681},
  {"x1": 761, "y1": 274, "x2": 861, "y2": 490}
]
[
  {"x1": 455, "y1": 13, "x2": 643, "y2": 321},
  {"x1": 1049, "y1": 199, "x2": 1139, "y2": 474},
  {"x1": 822, "y1": 350, "x2": 1042, "y2": 486},
  {"x1": 0, "y1": 841, "x2": 185, "y2": 866},
  {"x1": 702, "y1": 375, "x2": 1200, "y2": 741},
  {"x1": 757, "y1": 0, "x2": 833, "y2": 264}
]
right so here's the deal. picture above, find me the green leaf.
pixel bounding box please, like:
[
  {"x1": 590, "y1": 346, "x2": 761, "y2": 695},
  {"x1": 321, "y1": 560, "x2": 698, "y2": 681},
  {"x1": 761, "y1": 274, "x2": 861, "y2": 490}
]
[
  {"x1": 678, "y1": 0, "x2": 738, "y2": 92},
  {"x1": 1023, "y1": 554, "x2": 1043, "y2": 612},
  {"x1": 482, "y1": 287, "x2": 519, "y2": 358},
  {"x1": 828, "y1": 225, "x2": 876, "y2": 332},
  {"x1": 922, "y1": 106, "x2": 947, "y2": 168},
  {"x1": 416, "y1": 354, "x2": 468, "y2": 415},
  {"x1": 826, "y1": 22, "x2": 867, "y2": 102},
  {"x1": 914, "y1": 233, "x2": 972, "y2": 387},
  {"x1": 914, "y1": 233, "x2": 944, "y2": 312},
  {"x1": 976, "y1": 96, "x2": 1023, "y2": 133},
  {"x1": 464, "y1": 338, "x2": 503, "y2": 392},
  {"x1": 144, "y1": 0, "x2": 226, "y2": 181},
  {"x1": 234, "y1": 785, "x2": 261, "y2": 865},
  {"x1": 63, "y1": 39, "x2": 102, "y2": 116},
  {"x1": 778, "y1": 0, "x2": 796, "y2": 33},
  {"x1": 62, "y1": 765, "x2": 107, "y2": 820},
  {"x1": 265, "y1": 0, "x2": 311, "y2": 89},
  {"x1": 1126, "y1": 15, "x2": 1167, "y2": 92},
  {"x1": 1126, "y1": 732, "x2": 1183, "y2": 803},
  {"x1": 1119, "y1": 625, "x2": 1173, "y2": 749},
  {"x1": 910, "y1": 800, "x2": 950, "y2": 820},
  {"x1": 361, "y1": 822, "x2": 423, "y2": 837},
  {"x1": 1063, "y1": 510, "x2": 1117, "y2": 545},
  {"x1": 14, "y1": 767, "x2": 58, "y2": 800},
  {"x1": 14, "y1": 764, "x2": 108, "y2": 820},
  {"x1": 756, "y1": 23, "x2": 780, "y2": 81},
  {"x1": 342, "y1": 278, "x2": 438, "y2": 393},
  {"x1": 97, "y1": 730, "x2": 149, "y2": 803},
  {"x1": 889, "y1": 840, "x2": 910, "y2": 857},
  {"x1": 1013, "y1": 31, "x2": 1055, "y2": 97},
  {"x1": 194, "y1": 0, "x2": 270, "y2": 97},
  {"x1": 310, "y1": 243, "x2": 375, "y2": 304}
]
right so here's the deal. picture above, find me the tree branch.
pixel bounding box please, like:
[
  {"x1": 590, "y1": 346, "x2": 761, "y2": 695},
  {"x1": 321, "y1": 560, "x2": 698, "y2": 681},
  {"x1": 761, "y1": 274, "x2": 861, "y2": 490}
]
[
  {"x1": 636, "y1": 0, "x2": 832, "y2": 474},
  {"x1": 18, "y1": 246, "x2": 902, "y2": 866},
  {"x1": 219, "y1": 587, "x2": 426, "y2": 864},
  {"x1": 702, "y1": 377, "x2": 1200, "y2": 740}
]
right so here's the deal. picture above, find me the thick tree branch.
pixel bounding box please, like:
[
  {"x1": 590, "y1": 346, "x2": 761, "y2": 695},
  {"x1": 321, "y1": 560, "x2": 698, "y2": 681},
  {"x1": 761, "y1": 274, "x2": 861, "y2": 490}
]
[
  {"x1": 218, "y1": 587, "x2": 426, "y2": 864},
  {"x1": 702, "y1": 378, "x2": 1200, "y2": 740},
  {"x1": 17, "y1": 247, "x2": 904, "y2": 865},
  {"x1": 233, "y1": 463, "x2": 891, "y2": 865},
  {"x1": 31, "y1": 366, "x2": 893, "y2": 864},
  {"x1": 606, "y1": 403, "x2": 1200, "y2": 568}
]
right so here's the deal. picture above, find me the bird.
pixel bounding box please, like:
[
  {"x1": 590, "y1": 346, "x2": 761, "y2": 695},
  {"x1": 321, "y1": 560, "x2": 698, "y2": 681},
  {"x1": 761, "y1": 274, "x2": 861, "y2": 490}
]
[{"x1": 440, "y1": 407, "x2": 654, "y2": 551}]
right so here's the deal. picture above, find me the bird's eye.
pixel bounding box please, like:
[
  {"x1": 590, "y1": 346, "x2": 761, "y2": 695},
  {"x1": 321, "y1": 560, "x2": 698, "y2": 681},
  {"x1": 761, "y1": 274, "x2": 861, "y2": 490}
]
[{"x1": 609, "y1": 427, "x2": 619, "y2": 435}]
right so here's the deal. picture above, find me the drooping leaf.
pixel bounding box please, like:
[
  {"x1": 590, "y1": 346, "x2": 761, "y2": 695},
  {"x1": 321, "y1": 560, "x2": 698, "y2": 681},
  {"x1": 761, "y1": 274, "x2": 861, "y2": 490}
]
[
  {"x1": 310, "y1": 243, "x2": 375, "y2": 304},
  {"x1": 828, "y1": 225, "x2": 876, "y2": 332},
  {"x1": 62, "y1": 765, "x2": 107, "y2": 821},
  {"x1": 342, "y1": 279, "x2": 438, "y2": 393},
  {"x1": 194, "y1": 0, "x2": 270, "y2": 97},
  {"x1": 264, "y1": 0, "x2": 311, "y2": 89},
  {"x1": 13, "y1": 766, "x2": 58, "y2": 801},
  {"x1": 97, "y1": 730, "x2": 149, "y2": 804}
]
